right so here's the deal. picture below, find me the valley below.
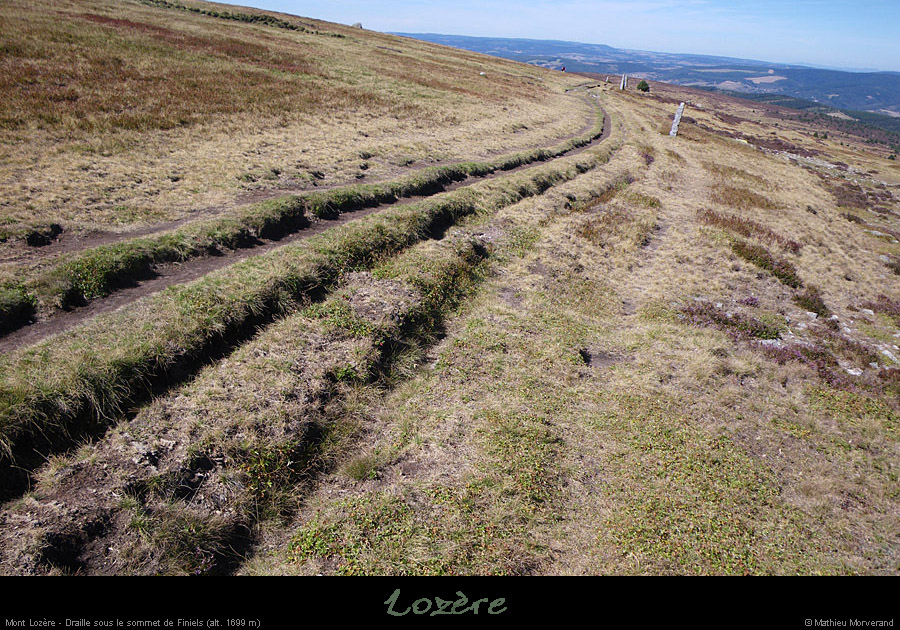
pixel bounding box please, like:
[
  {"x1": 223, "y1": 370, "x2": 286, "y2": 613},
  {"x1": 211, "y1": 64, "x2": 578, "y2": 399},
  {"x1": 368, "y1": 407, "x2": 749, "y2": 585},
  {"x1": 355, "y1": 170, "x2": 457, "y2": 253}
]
[{"x1": 1, "y1": 0, "x2": 899, "y2": 575}]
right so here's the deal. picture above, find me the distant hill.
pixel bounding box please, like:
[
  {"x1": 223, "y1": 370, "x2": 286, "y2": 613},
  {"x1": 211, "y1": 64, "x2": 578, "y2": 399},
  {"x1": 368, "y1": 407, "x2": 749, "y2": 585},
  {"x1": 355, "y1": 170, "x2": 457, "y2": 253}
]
[{"x1": 394, "y1": 33, "x2": 900, "y2": 117}]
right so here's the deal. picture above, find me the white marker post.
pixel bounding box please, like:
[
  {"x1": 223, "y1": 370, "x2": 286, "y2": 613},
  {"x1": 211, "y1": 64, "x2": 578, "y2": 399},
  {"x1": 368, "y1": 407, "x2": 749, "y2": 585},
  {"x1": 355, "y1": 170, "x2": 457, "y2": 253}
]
[
  {"x1": 669, "y1": 102, "x2": 686, "y2": 137},
  {"x1": 620, "y1": 74, "x2": 627, "y2": 90}
]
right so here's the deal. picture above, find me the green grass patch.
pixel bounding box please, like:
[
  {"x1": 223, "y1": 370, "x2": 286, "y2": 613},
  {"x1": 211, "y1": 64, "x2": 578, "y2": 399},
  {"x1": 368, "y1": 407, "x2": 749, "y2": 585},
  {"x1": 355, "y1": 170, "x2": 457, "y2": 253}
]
[
  {"x1": 289, "y1": 406, "x2": 563, "y2": 576},
  {"x1": 597, "y1": 393, "x2": 825, "y2": 574},
  {"x1": 807, "y1": 387, "x2": 899, "y2": 440}
]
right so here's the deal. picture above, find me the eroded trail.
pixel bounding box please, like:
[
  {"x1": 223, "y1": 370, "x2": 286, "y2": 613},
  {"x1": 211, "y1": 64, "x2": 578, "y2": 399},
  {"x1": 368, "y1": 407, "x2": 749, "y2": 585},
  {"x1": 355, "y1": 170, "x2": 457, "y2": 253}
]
[
  {"x1": 0, "y1": 94, "x2": 608, "y2": 354},
  {"x1": 0, "y1": 87, "x2": 621, "y2": 573},
  {"x1": 0, "y1": 93, "x2": 605, "y2": 269},
  {"x1": 5, "y1": 80, "x2": 900, "y2": 576},
  {"x1": 240, "y1": 89, "x2": 899, "y2": 576},
  {"x1": 0, "y1": 90, "x2": 625, "y2": 575}
]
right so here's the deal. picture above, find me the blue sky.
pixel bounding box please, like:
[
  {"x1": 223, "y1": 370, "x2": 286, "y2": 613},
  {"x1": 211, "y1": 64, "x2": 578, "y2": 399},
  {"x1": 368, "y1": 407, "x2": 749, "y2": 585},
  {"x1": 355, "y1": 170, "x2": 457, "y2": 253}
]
[{"x1": 215, "y1": 1, "x2": 900, "y2": 72}]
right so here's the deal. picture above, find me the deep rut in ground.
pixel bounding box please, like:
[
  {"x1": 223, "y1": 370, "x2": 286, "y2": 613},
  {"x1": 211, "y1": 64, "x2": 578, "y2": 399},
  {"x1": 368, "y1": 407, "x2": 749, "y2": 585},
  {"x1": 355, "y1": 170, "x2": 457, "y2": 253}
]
[
  {"x1": 0, "y1": 98, "x2": 609, "y2": 354},
  {"x1": 0, "y1": 100, "x2": 625, "y2": 575}
]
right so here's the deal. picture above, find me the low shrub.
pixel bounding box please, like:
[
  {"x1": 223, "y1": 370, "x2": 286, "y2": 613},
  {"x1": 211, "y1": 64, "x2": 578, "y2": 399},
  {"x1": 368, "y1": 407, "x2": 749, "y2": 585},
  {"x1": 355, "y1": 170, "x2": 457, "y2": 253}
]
[{"x1": 730, "y1": 239, "x2": 802, "y2": 288}]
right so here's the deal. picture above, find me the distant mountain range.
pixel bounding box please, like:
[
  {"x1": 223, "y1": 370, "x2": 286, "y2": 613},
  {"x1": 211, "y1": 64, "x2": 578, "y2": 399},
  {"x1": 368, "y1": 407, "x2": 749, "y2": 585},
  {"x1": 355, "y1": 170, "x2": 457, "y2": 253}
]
[{"x1": 393, "y1": 33, "x2": 900, "y2": 117}]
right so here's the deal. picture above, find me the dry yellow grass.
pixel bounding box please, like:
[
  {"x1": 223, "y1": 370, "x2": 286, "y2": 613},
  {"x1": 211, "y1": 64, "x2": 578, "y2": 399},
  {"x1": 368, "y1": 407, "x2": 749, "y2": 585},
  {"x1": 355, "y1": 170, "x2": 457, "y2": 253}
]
[
  {"x1": 0, "y1": 0, "x2": 589, "y2": 238},
  {"x1": 1, "y1": 1, "x2": 899, "y2": 576},
  {"x1": 247, "y1": 84, "x2": 900, "y2": 575}
]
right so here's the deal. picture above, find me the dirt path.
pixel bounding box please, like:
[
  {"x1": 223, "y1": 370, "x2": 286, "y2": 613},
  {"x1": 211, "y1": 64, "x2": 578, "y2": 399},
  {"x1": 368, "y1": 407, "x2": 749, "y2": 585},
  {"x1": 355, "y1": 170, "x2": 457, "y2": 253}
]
[
  {"x1": 0, "y1": 96, "x2": 621, "y2": 575},
  {"x1": 0, "y1": 93, "x2": 603, "y2": 269},
  {"x1": 0, "y1": 100, "x2": 609, "y2": 355}
]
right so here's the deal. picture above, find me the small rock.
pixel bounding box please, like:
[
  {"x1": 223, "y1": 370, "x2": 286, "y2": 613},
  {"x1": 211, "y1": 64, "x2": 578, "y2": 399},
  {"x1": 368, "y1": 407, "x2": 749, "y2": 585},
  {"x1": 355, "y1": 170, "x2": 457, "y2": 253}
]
[
  {"x1": 806, "y1": 311, "x2": 818, "y2": 320},
  {"x1": 845, "y1": 368, "x2": 863, "y2": 377},
  {"x1": 861, "y1": 308, "x2": 875, "y2": 316},
  {"x1": 881, "y1": 349, "x2": 900, "y2": 364}
]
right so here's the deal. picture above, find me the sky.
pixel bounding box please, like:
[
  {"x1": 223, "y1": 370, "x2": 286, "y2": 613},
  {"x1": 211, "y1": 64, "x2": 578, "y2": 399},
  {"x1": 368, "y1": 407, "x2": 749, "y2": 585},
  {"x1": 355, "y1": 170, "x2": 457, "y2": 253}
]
[{"x1": 214, "y1": 1, "x2": 900, "y2": 72}]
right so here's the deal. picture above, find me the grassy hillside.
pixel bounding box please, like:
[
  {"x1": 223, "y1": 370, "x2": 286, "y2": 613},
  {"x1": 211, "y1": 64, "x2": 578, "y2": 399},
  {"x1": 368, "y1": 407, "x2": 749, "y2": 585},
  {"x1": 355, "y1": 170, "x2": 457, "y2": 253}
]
[
  {"x1": 0, "y1": 0, "x2": 585, "y2": 235},
  {"x1": 1, "y1": 1, "x2": 899, "y2": 576}
]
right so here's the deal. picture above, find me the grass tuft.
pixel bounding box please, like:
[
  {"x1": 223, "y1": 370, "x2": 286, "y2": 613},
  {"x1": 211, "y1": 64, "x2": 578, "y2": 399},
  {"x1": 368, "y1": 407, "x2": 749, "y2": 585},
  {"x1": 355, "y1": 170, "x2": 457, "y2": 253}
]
[
  {"x1": 0, "y1": 286, "x2": 37, "y2": 335},
  {"x1": 711, "y1": 184, "x2": 778, "y2": 211},
  {"x1": 793, "y1": 286, "x2": 831, "y2": 319},
  {"x1": 699, "y1": 208, "x2": 800, "y2": 254},
  {"x1": 681, "y1": 302, "x2": 783, "y2": 340},
  {"x1": 729, "y1": 238, "x2": 802, "y2": 288}
]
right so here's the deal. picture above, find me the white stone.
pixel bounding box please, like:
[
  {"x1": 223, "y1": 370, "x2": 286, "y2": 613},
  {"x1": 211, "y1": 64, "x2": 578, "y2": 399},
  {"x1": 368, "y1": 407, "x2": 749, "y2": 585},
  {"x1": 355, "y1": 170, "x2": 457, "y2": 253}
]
[
  {"x1": 881, "y1": 349, "x2": 900, "y2": 364},
  {"x1": 669, "y1": 102, "x2": 686, "y2": 137},
  {"x1": 861, "y1": 308, "x2": 875, "y2": 316},
  {"x1": 806, "y1": 311, "x2": 818, "y2": 320}
]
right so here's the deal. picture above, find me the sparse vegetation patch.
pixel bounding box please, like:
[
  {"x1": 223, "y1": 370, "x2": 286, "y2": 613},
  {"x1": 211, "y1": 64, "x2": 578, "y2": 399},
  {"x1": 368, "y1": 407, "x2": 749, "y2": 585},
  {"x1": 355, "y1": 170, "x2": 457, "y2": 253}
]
[
  {"x1": 698, "y1": 208, "x2": 801, "y2": 254},
  {"x1": 793, "y1": 286, "x2": 832, "y2": 319},
  {"x1": 711, "y1": 184, "x2": 778, "y2": 211},
  {"x1": 680, "y1": 302, "x2": 783, "y2": 340},
  {"x1": 729, "y1": 238, "x2": 802, "y2": 288}
]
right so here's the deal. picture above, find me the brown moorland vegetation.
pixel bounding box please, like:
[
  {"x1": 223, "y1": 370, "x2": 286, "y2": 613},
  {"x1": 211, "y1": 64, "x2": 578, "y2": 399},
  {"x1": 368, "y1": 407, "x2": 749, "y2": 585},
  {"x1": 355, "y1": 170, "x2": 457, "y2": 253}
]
[{"x1": 1, "y1": 0, "x2": 900, "y2": 576}]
